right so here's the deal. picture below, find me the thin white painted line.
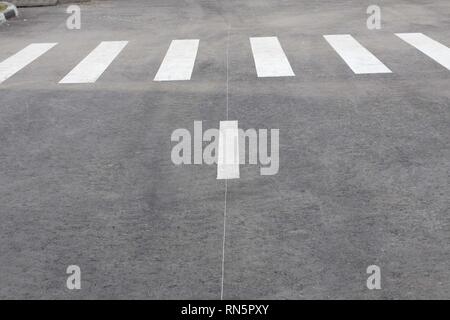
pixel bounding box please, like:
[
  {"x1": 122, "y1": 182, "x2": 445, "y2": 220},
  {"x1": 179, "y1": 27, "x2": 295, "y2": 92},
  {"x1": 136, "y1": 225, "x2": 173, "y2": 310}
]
[
  {"x1": 0, "y1": 43, "x2": 57, "y2": 84},
  {"x1": 324, "y1": 34, "x2": 392, "y2": 74},
  {"x1": 60, "y1": 41, "x2": 128, "y2": 84},
  {"x1": 154, "y1": 39, "x2": 199, "y2": 81},
  {"x1": 396, "y1": 33, "x2": 450, "y2": 70},
  {"x1": 220, "y1": 179, "x2": 228, "y2": 301},
  {"x1": 226, "y1": 29, "x2": 230, "y2": 120},
  {"x1": 250, "y1": 36, "x2": 295, "y2": 78},
  {"x1": 220, "y1": 28, "x2": 231, "y2": 301},
  {"x1": 217, "y1": 120, "x2": 240, "y2": 180}
]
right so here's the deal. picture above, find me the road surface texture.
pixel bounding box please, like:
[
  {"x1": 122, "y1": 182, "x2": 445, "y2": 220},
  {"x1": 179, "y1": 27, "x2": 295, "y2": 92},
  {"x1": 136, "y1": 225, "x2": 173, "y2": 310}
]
[{"x1": 0, "y1": 0, "x2": 449, "y2": 299}]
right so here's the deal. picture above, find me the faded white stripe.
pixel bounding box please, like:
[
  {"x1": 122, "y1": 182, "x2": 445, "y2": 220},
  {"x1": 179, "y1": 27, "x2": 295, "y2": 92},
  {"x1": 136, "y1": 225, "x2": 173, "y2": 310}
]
[
  {"x1": 217, "y1": 121, "x2": 240, "y2": 180},
  {"x1": 154, "y1": 39, "x2": 199, "y2": 81},
  {"x1": 324, "y1": 34, "x2": 392, "y2": 74},
  {"x1": 250, "y1": 37, "x2": 295, "y2": 77},
  {"x1": 396, "y1": 33, "x2": 450, "y2": 70},
  {"x1": 60, "y1": 41, "x2": 128, "y2": 84},
  {"x1": 0, "y1": 43, "x2": 57, "y2": 84}
]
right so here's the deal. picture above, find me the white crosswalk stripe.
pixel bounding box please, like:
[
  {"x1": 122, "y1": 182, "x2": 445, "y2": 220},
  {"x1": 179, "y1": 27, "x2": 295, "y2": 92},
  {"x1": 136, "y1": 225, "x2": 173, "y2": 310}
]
[
  {"x1": 324, "y1": 34, "x2": 392, "y2": 74},
  {"x1": 0, "y1": 43, "x2": 57, "y2": 84},
  {"x1": 217, "y1": 121, "x2": 240, "y2": 180},
  {"x1": 250, "y1": 37, "x2": 295, "y2": 77},
  {"x1": 60, "y1": 41, "x2": 128, "y2": 84},
  {"x1": 154, "y1": 39, "x2": 200, "y2": 81},
  {"x1": 396, "y1": 33, "x2": 450, "y2": 70}
]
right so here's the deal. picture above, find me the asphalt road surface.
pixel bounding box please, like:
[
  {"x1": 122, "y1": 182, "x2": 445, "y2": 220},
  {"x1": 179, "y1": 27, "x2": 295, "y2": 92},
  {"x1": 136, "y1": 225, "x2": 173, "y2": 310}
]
[{"x1": 0, "y1": 0, "x2": 449, "y2": 299}]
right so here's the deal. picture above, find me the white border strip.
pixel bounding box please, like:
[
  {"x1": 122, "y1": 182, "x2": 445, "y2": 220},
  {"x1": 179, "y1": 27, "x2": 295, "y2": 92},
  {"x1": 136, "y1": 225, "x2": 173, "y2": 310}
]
[{"x1": 217, "y1": 121, "x2": 240, "y2": 180}]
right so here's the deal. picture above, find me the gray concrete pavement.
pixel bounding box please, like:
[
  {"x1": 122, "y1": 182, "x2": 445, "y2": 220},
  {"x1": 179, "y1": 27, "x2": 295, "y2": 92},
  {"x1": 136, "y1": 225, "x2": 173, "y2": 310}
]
[{"x1": 0, "y1": 0, "x2": 449, "y2": 299}]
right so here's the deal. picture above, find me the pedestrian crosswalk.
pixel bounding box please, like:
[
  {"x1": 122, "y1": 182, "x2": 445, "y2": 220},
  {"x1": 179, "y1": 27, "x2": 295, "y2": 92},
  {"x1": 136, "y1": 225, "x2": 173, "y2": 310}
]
[{"x1": 0, "y1": 33, "x2": 448, "y2": 85}]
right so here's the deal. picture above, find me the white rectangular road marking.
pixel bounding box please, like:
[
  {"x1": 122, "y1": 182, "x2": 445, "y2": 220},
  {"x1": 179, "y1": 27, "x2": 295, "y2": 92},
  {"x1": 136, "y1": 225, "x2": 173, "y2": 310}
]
[
  {"x1": 324, "y1": 34, "x2": 392, "y2": 74},
  {"x1": 250, "y1": 37, "x2": 295, "y2": 77},
  {"x1": 154, "y1": 39, "x2": 199, "y2": 81},
  {"x1": 0, "y1": 43, "x2": 57, "y2": 84},
  {"x1": 217, "y1": 121, "x2": 240, "y2": 180},
  {"x1": 60, "y1": 41, "x2": 128, "y2": 84},
  {"x1": 396, "y1": 33, "x2": 450, "y2": 70}
]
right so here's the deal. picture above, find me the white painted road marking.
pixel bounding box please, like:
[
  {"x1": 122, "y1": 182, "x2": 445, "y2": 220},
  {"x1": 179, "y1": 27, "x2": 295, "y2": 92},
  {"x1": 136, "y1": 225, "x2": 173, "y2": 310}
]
[
  {"x1": 250, "y1": 37, "x2": 295, "y2": 78},
  {"x1": 396, "y1": 33, "x2": 450, "y2": 70},
  {"x1": 154, "y1": 39, "x2": 200, "y2": 81},
  {"x1": 217, "y1": 121, "x2": 240, "y2": 180},
  {"x1": 0, "y1": 43, "x2": 57, "y2": 84},
  {"x1": 324, "y1": 34, "x2": 392, "y2": 74},
  {"x1": 60, "y1": 41, "x2": 128, "y2": 84}
]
